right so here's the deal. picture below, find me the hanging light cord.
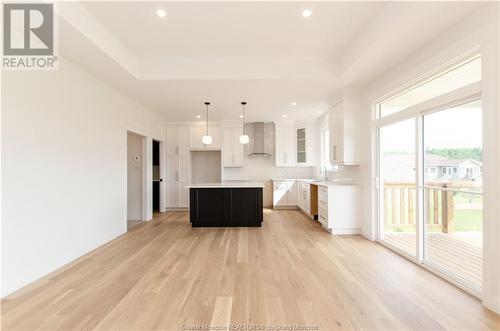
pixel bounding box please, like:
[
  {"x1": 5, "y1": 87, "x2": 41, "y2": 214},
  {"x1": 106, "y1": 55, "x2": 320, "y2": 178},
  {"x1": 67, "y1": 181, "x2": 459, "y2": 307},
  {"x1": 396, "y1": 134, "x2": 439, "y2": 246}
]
[
  {"x1": 242, "y1": 102, "x2": 245, "y2": 134},
  {"x1": 205, "y1": 102, "x2": 210, "y2": 135}
]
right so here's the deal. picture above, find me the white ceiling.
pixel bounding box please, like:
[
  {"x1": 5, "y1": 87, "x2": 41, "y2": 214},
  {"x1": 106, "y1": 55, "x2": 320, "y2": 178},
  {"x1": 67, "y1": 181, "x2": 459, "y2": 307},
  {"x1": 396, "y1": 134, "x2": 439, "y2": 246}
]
[{"x1": 57, "y1": 1, "x2": 483, "y2": 123}]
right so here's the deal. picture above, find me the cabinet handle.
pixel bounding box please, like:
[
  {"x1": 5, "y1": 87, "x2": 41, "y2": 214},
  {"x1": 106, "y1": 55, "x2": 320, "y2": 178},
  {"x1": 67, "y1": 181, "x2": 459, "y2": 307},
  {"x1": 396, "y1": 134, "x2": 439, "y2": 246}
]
[
  {"x1": 175, "y1": 171, "x2": 179, "y2": 181},
  {"x1": 333, "y1": 146, "x2": 337, "y2": 161},
  {"x1": 175, "y1": 146, "x2": 179, "y2": 155}
]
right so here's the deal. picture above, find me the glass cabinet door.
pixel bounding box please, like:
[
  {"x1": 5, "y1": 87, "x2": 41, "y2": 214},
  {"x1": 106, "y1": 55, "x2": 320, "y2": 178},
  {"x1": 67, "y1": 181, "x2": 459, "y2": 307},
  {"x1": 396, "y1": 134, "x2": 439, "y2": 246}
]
[{"x1": 297, "y1": 128, "x2": 306, "y2": 163}]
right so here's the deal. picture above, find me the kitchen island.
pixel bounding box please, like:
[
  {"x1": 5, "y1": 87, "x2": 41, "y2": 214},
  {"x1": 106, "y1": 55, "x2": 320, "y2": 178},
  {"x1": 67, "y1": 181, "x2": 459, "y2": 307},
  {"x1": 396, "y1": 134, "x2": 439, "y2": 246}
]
[{"x1": 186, "y1": 182, "x2": 264, "y2": 227}]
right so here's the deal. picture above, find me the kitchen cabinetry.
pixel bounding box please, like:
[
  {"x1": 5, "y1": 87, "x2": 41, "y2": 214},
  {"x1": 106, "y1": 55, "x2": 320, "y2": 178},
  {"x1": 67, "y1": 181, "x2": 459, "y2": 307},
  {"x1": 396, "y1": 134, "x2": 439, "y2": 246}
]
[
  {"x1": 272, "y1": 180, "x2": 298, "y2": 208},
  {"x1": 190, "y1": 126, "x2": 222, "y2": 149},
  {"x1": 222, "y1": 127, "x2": 245, "y2": 167},
  {"x1": 296, "y1": 128, "x2": 306, "y2": 163},
  {"x1": 166, "y1": 126, "x2": 190, "y2": 209},
  {"x1": 276, "y1": 122, "x2": 318, "y2": 167},
  {"x1": 317, "y1": 184, "x2": 361, "y2": 234},
  {"x1": 329, "y1": 97, "x2": 362, "y2": 165},
  {"x1": 297, "y1": 181, "x2": 311, "y2": 215},
  {"x1": 275, "y1": 125, "x2": 296, "y2": 166}
]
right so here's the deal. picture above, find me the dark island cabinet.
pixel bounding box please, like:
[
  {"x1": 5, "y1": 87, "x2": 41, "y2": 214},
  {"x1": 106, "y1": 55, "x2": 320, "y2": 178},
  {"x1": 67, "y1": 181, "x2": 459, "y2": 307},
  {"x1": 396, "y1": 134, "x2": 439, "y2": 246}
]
[{"x1": 189, "y1": 187, "x2": 263, "y2": 227}]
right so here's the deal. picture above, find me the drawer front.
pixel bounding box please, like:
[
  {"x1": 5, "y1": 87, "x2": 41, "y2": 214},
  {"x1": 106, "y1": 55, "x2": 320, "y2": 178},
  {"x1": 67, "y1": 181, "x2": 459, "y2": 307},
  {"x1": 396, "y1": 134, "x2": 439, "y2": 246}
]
[
  {"x1": 318, "y1": 199, "x2": 327, "y2": 210},
  {"x1": 318, "y1": 193, "x2": 327, "y2": 204},
  {"x1": 318, "y1": 204, "x2": 328, "y2": 218},
  {"x1": 303, "y1": 183, "x2": 310, "y2": 192}
]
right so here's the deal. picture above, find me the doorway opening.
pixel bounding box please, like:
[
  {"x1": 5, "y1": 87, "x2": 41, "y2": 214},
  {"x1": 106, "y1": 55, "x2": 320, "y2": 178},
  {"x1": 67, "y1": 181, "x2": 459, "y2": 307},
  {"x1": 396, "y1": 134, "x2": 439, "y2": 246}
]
[
  {"x1": 127, "y1": 131, "x2": 145, "y2": 230},
  {"x1": 152, "y1": 140, "x2": 161, "y2": 213}
]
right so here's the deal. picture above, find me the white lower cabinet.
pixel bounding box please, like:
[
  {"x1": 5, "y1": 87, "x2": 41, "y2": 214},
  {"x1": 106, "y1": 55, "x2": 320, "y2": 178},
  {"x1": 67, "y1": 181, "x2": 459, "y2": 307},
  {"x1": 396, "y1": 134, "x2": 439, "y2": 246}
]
[
  {"x1": 297, "y1": 182, "x2": 311, "y2": 215},
  {"x1": 166, "y1": 154, "x2": 189, "y2": 209},
  {"x1": 317, "y1": 185, "x2": 360, "y2": 234},
  {"x1": 272, "y1": 180, "x2": 298, "y2": 208}
]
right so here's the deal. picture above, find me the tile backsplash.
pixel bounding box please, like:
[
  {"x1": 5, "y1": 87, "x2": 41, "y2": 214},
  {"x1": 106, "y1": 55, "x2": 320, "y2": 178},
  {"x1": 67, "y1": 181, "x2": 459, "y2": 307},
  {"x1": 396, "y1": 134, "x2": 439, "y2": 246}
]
[
  {"x1": 223, "y1": 157, "x2": 313, "y2": 181},
  {"x1": 312, "y1": 164, "x2": 361, "y2": 183}
]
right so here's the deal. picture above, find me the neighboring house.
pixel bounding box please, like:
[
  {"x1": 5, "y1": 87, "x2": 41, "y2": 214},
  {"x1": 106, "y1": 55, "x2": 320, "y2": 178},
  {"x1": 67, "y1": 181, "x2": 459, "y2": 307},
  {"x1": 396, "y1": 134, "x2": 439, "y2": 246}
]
[{"x1": 382, "y1": 153, "x2": 483, "y2": 183}]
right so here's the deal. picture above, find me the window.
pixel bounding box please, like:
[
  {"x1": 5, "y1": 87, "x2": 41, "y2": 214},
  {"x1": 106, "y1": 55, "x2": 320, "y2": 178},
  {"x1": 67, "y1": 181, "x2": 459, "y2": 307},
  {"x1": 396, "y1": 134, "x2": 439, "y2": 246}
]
[
  {"x1": 379, "y1": 56, "x2": 481, "y2": 118},
  {"x1": 321, "y1": 127, "x2": 330, "y2": 169}
]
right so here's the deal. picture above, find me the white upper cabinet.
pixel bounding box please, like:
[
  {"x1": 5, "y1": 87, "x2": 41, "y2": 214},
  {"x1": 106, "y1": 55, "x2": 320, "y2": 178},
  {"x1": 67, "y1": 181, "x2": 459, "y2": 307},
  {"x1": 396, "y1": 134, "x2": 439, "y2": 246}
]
[
  {"x1": 190, "y1": 126, "x2": 221, "y2": 149},
  {"x1": 222, "y1": 127, "x2": 245, "y2": 167},
  {"x1": 276, "y1": 122, "x2": 318, "y2": 167},
  {"x1": 295, "y1": 121, "x2": 319, "y2": 166},
  {"x1": 167, "y1": 126, "x2": 189, "y2": 156},
  {"x1": 275, "y1": 125, "x2": 296, "y2": 167},
  {"x1": 329, "y1": 96, "x2": 362, "y2": 165}
]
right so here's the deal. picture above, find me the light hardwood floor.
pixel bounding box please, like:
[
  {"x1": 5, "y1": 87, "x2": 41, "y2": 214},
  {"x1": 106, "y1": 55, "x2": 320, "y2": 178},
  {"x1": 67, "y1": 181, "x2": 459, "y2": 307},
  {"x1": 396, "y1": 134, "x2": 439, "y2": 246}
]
[{"x1": 2, "y1": 209, "x2": 499, "y2": 331}]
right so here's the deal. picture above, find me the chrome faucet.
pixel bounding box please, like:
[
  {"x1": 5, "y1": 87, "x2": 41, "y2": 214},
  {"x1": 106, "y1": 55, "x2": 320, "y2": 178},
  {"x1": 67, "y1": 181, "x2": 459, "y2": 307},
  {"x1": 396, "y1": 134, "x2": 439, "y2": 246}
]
[{"x1": 322, "y1": 166, "x2": 328, "y2": 182}]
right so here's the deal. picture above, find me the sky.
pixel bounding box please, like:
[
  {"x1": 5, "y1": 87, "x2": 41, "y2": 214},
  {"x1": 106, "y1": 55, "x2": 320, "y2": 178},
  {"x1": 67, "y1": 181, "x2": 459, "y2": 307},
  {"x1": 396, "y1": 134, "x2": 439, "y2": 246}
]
[{"x1": 380, "y1": 100, "x2": 482, "y2": 152}]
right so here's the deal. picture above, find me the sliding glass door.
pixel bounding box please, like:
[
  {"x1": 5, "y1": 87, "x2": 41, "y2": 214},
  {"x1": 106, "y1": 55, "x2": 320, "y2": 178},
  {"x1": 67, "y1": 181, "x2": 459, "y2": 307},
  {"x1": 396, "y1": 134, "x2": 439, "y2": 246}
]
[
  {"x1": 422, "y1": 100, "x2": 483, "y2": 289},
  {"x1": 376, "y1": 56, "x2": 482, "y2": 293},
  {"x1": 379, "y1": 119, "x2": 417, "y2": 258}
]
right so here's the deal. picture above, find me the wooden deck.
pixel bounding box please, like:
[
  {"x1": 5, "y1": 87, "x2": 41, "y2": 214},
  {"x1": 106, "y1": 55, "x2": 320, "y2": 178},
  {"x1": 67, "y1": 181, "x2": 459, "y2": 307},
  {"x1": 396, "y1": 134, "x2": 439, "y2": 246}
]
[{"x1": 383, "y1": 232, "x2": 482, "y2": 287}]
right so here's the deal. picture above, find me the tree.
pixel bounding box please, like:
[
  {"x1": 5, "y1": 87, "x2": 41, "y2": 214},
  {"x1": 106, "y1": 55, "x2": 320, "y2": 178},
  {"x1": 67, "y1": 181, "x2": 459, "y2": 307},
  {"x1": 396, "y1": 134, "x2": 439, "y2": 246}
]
[{"x1": 426, "y1": 148, "x2": 482, "y2": 161}]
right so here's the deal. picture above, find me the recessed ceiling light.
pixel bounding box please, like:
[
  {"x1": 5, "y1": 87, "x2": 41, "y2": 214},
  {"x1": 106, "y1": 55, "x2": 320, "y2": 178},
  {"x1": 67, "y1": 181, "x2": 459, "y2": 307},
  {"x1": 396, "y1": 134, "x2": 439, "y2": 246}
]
[
  {"x1": 239, "y1": 115, "x2": 244, "y2": 118},
  {"x1": 156, "y1": 9, "x2": 166, "y2": 18},
  {"x1": 291, "y1": 102, "x2": 297, "y2": 106},
  {"x1": 316, "y1": 110, "x2": 323, "y2": 114},
  {"x1": 302, "y1": 9, "x2": 312, "y2": 17},
  {"x1": 282, "y1": 115, "x2": 288, "y2": 118},
  {"x1": 196, "y1": 114, "x2": 201, "y2": 119}
]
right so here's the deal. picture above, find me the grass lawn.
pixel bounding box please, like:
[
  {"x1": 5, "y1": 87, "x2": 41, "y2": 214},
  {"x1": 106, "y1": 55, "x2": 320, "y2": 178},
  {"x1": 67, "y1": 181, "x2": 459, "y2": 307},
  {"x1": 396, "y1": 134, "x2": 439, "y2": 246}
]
[
  {"x1": 385, "y1": 209, "x2": 482, "y2": 232},
  {"x1": 454, "y1": 209, "x2": 482, "y2": 231}
]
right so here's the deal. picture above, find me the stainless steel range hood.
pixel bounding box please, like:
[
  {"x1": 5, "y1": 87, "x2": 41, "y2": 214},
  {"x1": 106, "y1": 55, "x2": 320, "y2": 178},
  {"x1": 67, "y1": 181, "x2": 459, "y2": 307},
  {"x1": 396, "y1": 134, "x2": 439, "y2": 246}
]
[{"x1": 245, "y1": 122, "x2": 274, "y2": 157}]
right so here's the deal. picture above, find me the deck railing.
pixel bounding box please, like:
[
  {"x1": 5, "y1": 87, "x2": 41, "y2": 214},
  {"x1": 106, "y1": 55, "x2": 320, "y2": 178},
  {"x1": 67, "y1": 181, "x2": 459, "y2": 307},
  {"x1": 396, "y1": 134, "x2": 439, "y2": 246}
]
[{"x1": 383, "y1": 183, "x2": 456, "y2": 233}]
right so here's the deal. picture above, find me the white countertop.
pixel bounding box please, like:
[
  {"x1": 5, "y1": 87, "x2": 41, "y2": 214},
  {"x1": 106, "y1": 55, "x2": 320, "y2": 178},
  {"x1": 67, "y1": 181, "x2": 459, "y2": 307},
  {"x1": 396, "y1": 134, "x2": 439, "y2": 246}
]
[
  {"x1": 271, "y1": 178, "x2": 359, "y2": 187},
  {"x1": 185, "y1": 181, "x2": 265, "y2": 188},
  {"x1": 272, "y1": 178, "x2": 316, "y2": 182},
  {"x1": 312, "y1": 181, "x2": 359, "y2": 188}
]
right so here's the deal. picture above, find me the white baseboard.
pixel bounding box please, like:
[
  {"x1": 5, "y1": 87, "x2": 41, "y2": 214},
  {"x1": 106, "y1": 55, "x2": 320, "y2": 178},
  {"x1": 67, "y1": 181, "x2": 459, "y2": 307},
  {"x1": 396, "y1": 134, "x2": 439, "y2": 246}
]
[
  {"x1": 273, "y1": 206, "x2": 299, "y2": 210},
  {"x1": 166, "y1": 207, "x2": 189, "y2": 211},
  {"x1": 127, "y1": 214, "x2": 142, "y2": 221},
  {"x1": 332, "y1": 228, "x2": 361, "y2": 235}
]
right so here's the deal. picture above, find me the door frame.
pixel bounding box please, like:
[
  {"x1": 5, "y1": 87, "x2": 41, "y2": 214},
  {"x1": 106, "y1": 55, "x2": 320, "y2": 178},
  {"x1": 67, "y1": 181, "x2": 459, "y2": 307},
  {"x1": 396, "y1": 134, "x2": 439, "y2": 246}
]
[
  {"x1": 374, "y1": 82, "x2": 482, "y2": 296},
  {"x1": 126, "y1": 130, "x2": 148, "y2": 230}
]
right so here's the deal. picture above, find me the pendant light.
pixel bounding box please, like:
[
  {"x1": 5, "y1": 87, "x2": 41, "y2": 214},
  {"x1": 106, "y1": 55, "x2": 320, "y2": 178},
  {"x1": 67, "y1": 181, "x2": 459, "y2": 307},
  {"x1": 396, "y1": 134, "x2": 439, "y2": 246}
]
[
  {"x1": 239, "y1": 101, "x2": 249, "y2": 144},
  {"x1": 202, "y1": 101, "x2": 212, "y2": 145}
]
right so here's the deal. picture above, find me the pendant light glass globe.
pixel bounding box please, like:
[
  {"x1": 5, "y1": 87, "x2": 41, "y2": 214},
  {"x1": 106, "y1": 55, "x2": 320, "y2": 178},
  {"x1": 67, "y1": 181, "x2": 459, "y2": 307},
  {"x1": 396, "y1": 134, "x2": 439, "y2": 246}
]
[
  {"x1": 202, "y1": 134, "x2": 212, "y2": 145},
  {"x1": 239, "y1": 134, "x2": 249, "y2": 144}
]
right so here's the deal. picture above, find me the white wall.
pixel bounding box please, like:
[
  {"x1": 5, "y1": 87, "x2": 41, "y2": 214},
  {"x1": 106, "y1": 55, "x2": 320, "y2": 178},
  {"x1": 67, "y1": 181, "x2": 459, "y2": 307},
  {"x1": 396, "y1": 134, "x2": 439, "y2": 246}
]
[
  {"x1": 127, "y1": 132, "x2": 143, "y2": 220},
  {"x1": 191, "y1": 151, "x2": 221, "y2": 183},
  {"x1": 1, "y1": 58, "x2": 165, "y2": 297}
]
